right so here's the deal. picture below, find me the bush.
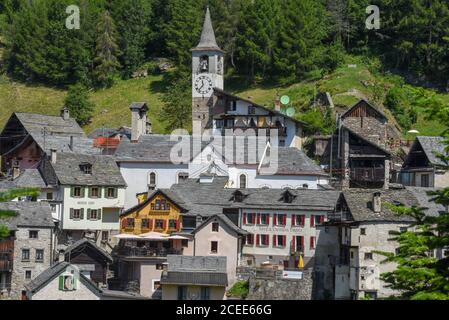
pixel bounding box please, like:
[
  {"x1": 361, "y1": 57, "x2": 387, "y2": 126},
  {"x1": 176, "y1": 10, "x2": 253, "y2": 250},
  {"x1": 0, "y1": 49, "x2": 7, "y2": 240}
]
[{"x1": 227, "y1": 280, "x2": 249, "y2": 299}]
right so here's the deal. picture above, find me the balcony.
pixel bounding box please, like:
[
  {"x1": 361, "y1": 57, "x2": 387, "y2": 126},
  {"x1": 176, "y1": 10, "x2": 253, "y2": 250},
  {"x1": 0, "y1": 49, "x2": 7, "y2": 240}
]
[
  {"x1": 117, "y1": 246, "x2": 183, "y2": 258},
  {"x1": 0, "y1": 260, "x2": 12, "y2": 272},
  {"x1": 0, "y1": 240, "x2": 14, "y2": 253},
  {"x1": 350, "y1": 167, "x2": 385, "y2": 182}
]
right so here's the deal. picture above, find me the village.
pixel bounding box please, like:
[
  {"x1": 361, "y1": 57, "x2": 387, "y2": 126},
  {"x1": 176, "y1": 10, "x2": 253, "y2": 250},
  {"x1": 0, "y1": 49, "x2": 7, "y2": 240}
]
[{"x1": 0, "y1": 8, "x2": 448, "y2": 301}]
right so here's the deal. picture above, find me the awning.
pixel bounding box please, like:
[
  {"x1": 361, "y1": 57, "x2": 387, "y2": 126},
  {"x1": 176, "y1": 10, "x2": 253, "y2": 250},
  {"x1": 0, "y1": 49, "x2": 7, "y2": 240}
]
[
  {"x1": 139, "y1": 231, "x2": 170, "y2": 241},
  {"x1": 168, "y1": 235, "x2": 190, "y2": 240},
  {"x1": 113, "y1": 234, "x2": 142, "y2": 240}
]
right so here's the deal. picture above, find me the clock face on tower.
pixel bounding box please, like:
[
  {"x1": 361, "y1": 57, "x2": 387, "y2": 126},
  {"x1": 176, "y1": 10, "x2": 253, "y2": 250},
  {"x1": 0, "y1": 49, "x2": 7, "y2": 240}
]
[{"x1": 194, "y1": 75, "x2": 213, "y2": 95}]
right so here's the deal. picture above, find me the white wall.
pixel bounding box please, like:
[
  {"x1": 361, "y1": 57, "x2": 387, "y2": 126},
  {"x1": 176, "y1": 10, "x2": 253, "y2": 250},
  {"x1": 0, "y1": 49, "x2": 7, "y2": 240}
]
[
  {"x1": 61, "y1": 186, "x2": 124, "y2": 231},
  {"x1": 119, "y1": 162, "x2": 189, "y2": 209}
]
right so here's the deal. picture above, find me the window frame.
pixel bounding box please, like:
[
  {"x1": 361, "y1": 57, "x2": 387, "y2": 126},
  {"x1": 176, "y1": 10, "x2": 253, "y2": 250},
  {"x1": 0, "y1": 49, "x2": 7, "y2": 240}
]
[
  {"x1": 210, "y1": 241, "x2": 218, "y2": 254},
  {"x1": 22, "y1": 249, "x2": 30, "y2": 262},
  {"x1": 29, "y1": 230, "x2": 39, "y2": 239},
  {"x1": 35, "y1": 249, "x2": 44, "y2": 262}
]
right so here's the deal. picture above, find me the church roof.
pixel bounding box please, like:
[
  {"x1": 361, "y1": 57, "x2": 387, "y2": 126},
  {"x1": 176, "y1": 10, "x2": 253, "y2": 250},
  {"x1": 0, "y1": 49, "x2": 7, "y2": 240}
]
[{"x1": 192, "y1": 7, "x2": 223, "y2": 52}]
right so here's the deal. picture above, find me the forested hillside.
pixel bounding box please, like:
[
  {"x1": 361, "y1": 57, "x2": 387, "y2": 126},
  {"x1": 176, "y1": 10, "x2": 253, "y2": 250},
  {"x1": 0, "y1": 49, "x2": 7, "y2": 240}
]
[{"x1": 0, "y1": 0, "x2": 448, "y2": 136}]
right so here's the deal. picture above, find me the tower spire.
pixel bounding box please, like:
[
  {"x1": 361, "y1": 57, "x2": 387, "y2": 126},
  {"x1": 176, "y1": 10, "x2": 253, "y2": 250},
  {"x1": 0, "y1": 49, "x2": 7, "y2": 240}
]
[{"x1": 194, "y1": 6, "x2": 221, "y2": 51}]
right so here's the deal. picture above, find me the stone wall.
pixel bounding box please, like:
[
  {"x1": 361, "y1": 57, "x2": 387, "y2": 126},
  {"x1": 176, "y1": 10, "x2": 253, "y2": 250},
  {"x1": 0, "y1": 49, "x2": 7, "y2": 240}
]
[{"x1": 246, "y1": 270, "x2": 313, "y2": 300}]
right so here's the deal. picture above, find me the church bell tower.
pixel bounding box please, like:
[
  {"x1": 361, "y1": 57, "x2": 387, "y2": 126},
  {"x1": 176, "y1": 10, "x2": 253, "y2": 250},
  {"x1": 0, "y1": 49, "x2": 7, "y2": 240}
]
[{"x1": 192, "y1": 7, "x2": 224, "y2": 132}]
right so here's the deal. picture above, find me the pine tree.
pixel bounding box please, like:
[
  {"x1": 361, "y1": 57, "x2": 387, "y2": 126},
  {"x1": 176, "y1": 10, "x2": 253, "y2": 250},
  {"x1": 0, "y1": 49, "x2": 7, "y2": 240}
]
[
  {"x1": 64, "y1": 83, "x2": 95, "y2": 126},
  {"x1": 0, "y1": 188, "x2": 40, "y2": 239},
  {"x1": 93, "y1": 10, "x2": 121, "y2": 87}
]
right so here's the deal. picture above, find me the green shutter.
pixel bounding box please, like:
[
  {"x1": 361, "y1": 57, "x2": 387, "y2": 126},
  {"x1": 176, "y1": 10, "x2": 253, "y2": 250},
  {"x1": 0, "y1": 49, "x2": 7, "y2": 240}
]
[
  {"x1": 70, "y1": 209, "x2": 74, "y2": 219},
  {"x1": 87, "y1": 209, "x2": 91, "y2": 220},
  {"x1": 72, "y1": 277, "x2": 77, "y2": 290},
  {"x1": 59, "y1": 276, "x2": 64, "y2": 290},
  {"x1": 70, "y1": 187, "x2": 74, "y2": 197},
  {"x1": 80, "y1": 209, "x2": 84, "y2": 220},
  {"x1": 88, "y1": 187, "x2": 92, "y2": 198},
  {"x1": 113, "y1": 188, "x2": 118, "y2": 199},
  {"x1": 98, "y1": 209, "x2": 102, "y2": 220},
  {"x1": 81, "y1": 187, "x2": 85, "y2": 198}
]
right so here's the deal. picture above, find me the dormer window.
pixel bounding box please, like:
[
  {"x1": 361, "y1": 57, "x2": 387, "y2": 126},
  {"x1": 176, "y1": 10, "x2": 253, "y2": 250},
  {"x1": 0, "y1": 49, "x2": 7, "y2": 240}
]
[
  {"x1": 80, "y1": 163, "x2": 92, "y2": 175},
  {"x1": 281, "y1": 190, "x2": 296, "y2": 204},
  {"x1": 232, "y1": 190, "x2": 245, "y2": 202}
]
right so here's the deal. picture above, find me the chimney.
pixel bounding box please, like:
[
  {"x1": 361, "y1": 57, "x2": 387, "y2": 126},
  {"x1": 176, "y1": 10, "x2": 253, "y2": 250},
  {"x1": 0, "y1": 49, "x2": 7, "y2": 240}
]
[
  {"x1": 146, "y1": 121, "x2": 152, "y2": 134},
  {"x1": 50, "y1": 149, "x2": 57, "y2": 164},
  {"x1": 12, "y1": 167, "x2": 20, "y2": 180},
  {"x1": 130, "y1": 102, "x2": 148, "y2": 142},
  {"x1": 61, "y1": 106, "x2": 70, "y2": 120},
  {"x1": 373, "y1": 192, "x2": 382, "y2": 213},
  {"x1": 58, "y1": 251, "x2": 65, "y2": 263},
  {"x1": 275, "y1": 94, "x2": 281, "y2": 112},
  {"x1": 69, "y1": 136, "x2": 74, "y2": 151}
]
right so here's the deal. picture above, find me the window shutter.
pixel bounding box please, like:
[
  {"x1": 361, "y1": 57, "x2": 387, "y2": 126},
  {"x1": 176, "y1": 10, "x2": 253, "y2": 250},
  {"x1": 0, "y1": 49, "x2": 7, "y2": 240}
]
[
  {"x1": 273, "y1": 214, "x2": 277, "y2": 226},
  {"x1": 81, "y1": 187, "x2": 86, "y2": 198},
  {"x1": 292, "y1": 215, "x2": 296, "y2": 226},
  {"x1": 72, "y1": 277, "x2": 77, "y2": 290},
  {"x1": 310, "y1": 237, "x2": 314, "y2": 249},
  {"x1": 59, "y1": 276, "x2": 64, "y2": 290},
  {"x1": 70, "y1": 209, "x2": 74, "y2": 219},
  {"x1": 162, "y1": 220, "x2": 166, "y2": 230},
  {"x1": 320, "y1": 215, "x2": 325, "y2": 223},
  {"x1": 87, "y1": 209, "x2": 91, "y2": 220},
  {"x1": 98, "y1": 209, "x2": 102, "y2": 220},
  {"x1": 113, "y1": 188, "x2": 118, "y2": 198},
  {"x1": 257, "y1": 214, "x2": 261, "y2": 225},
  {"x1": 121, "y1": 219, "x2": 127, "y2": 229},
  {"x1": 292, "y1": 236, "x2": 296, "y2": 251},
  {"x1": 88, "y1": 188, "x2": 92, "y2": 198},
  {"x1": 310, "y1": 215, "x2": 315, "y2": 227},
  {"x1": 283, "y1": 215, "x2": 287, "y2": 225},
  {"x1": 243, "y1": 213, "x2": 247, "y2": 225},
  {"x1": 301, "y1": 215, "x2": 305, "y2": 227},
  {"x1": 80, "y1": 209, "x2": 84, "y2": 220},
  {"x1": 273, "y1": 235, "x2": 277, "y2": 247},
  {"x1": 149, "y1": 219, "x2": 153, "y2": 230},
  {"x1": 70, "y1": 187, "x2": 74, "y2": 197},
  {"x1": 256, "y1": 234, "x2": 260, "y2": 246}
]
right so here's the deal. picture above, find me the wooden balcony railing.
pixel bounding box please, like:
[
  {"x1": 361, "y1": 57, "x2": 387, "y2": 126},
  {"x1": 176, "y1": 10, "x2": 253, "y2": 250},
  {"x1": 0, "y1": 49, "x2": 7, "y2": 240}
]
[
  {"x1": 0, "y1": 240, "x2": 14, "y2": 253},
  {"x1": 350, "y1": 167, "x2": 385, "y2": 182},
  {"x1": 118, "y1": 247, "x2": 182, "y2": 258},
  {"x1": 0, "y1": 260, "x2": 12, "y2": 272}
]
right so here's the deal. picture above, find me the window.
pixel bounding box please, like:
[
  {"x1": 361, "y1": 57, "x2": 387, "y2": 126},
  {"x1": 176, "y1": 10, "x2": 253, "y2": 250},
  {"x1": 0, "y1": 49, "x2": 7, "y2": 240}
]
[
  {"x1": 141, "y1": 219, "x2": 150, "y2": 229},
  {"x1": 258, "y1": 234, "x2": 269, "y2": 246},
  {"x1": 73, "y1": 187, "x2": 82, "y2": 198},
  {"x1": 201, "y1": 287, "x2": 210, "y2": 300},
  {"x1": 364, "y1": 252, "x2": 373, "y2": 260},
  {"x1": 293, "y1": 215, "x2": 305, "y2": 227},
  {"x1": 90, "y1": 187, "x2": 100, "y2": 198},
  {"x1": 169, "y1": 219, "x2": 178, "y2": 230},
  {"x1": 177, "y1": 286, "x2": 187, "y2": 300},
  {"x1": 80, "y1": 164, "x2": 92, "y2": 174},
  {"x1": 71, "y1": 209, "x2": 82, "y2": 220},
  {"x1": 245, "y1": 234, "x2": 254, "y2": 246},
  {"x1": 29, "y1": 231, "x2": 39, "y2": 239},
  {"x1": 148, "y1": 172, "x2": 156, "y2": 186},
  {"x1": 59, "y1": 275, "x2": 76, "y2": 291},
  {"x1": 248, "y1": 106, "x2": 256, "y2": 115},
  {"x1": 211, "y1": 241, "x2": 218, "y2": 253},
  {"x1": 274, "y1": 235, "x2": 287, "y2": 247},
  {"x1": 233, "y1": 191, "x2": 244, "y2": 202},
  {"x1": 294, "y1": 236, "x2": 304, "y2": 252},
  {"x1": 244, "y1": 213, "x2": 256, "y2": 225},
  {"x1": 181, "y1": 239, "x2": 189, "y2": 248},
  {"x1": 101, "y1": 231, "x2": 109, "y2": 242},
  {"x1": 228, "y1": 100, "x2": 237, "y2": 112},
  {"x1": 50, "y1": 204, "x2": 57, "y2": 213},
  {"x1": 421, "y1": 174, "x2": 430, "y2": 187},
  {"x1": 156, "y1": 264, "x2": 164, "y2": 270},
  {"x1": 178, "y1": 172, "x2": 189, "y2": 182},
  {"x1": 155, "y1": 219, "x2": 165, "y2": 230},
  {"x1": 153, "y1": 280, "x2": 161, "y2": 292},
  {"x1": 274, "y1": 214, "x2": 287, "y2": 226},
  {"x1": 212, "y1": 222, "x2": 219, "y2": 232},
  {"x1": 310, "y1": 236, "x2": 316, "y2": 250},
  {"x1": 259, "y1": 214, "x2": 270, "y2": 226},
  {"x1": 199, "y1": 55, "x2": 209, "y2": 72},
  {"x1": 106, "y1": 188, "x2": 117, "y2": 198},
  {"x1": 22, "y1": 249, "x2": 30, "y2": 261},
  {"x1": 350, "y1": 251, "x2": 354, "y2": 259},
  {"x1": 88, "y1": 209, "x2": 99, "y2": 220},
  {"x1": 239, "y1": 174, "x2": 247, "y2": 189},
  {"x1": 126, "y1": 218, "x2": 135, "y2": 228},
  {"x1": 360, "y1": 228, "x2": 366, "y2": 235},
  {"x1": 46, "y1": 192, "x2": 53, "y2": 200},
  {"x1": 25, "y1": 270, "x2": 32, "y2": 280},
  {"x1": 314, "y1": 215, "x2": 325, "y2": 225},
  {"x1": 302, "y1": 184, "x2": 309, "y2": 189},
  {"x1": 35, "y1": 249, "x2": 44, "y2": 262}
]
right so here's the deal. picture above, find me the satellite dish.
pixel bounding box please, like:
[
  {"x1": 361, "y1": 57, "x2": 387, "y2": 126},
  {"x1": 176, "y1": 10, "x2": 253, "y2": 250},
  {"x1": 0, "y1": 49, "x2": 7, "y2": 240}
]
[
  {"x1": 286, "y1": 107, "x2": 295, "y2": 117},
  {"x1": 280, "y1": 95, "x2": 290, "y2": 105}
]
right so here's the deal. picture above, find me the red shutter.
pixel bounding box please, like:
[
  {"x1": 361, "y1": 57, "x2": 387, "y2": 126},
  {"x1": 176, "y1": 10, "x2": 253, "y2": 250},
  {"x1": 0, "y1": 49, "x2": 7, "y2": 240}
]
[
  {"x1": 176, "y1": 220, "x2": 180, "y2": 230},
  {"x1": 283, "y1": 215, "x2": 287, "y2": 225},
  {"x1": 162, "y1": 220, "x2": 167, "y2": 231},
  {"x1": 256, "y1": 234, "x2": 260, "y2": 246},
  {"x1": 310, "y1": 215, "x2": 315, "y2": 227},
  {"x1": 292, "y1": 215, "x2": 296, "y2": 226},
  {"x1": 300, "y1": 215, "x2": 305, "y2": 227},
  {"x1": 273, "y1": 235, "x2": 277, "y2": 247},
  {"x1": 243, "y1": 213, "x2": 247, "y2": 225},
  {"x1": 121, "y1": 219, "x2": 127, "y2": 229},
  {"x1": 320, "y1": 215, "x2": 325, "y2": 224},
  {"x1": 310, "y1": 236, "x2": 315, "y2": 249},
  {"x1": 149, "y1": 219, "x2": 153, "y2": 230},
  {"x1": 274, "y1": 214, "x2": 277, "y2": 226},
  {"x1": 283, "y1": 235, "x2": 287, "y2": 247},
  {"x1": 292, "y1": 236, "x2": 296, "y2": 251}
]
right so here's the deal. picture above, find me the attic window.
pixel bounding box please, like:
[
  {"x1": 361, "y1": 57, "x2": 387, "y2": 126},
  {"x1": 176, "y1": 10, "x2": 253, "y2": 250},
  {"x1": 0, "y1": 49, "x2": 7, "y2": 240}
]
[
  {"x1": 232, "y1": 191, "x2": 245, "y2": 202},
  {"x1": 80, "y1": 163, "x2": 92, "y2": 175},
  {"x1": 281, "y1": 190, "x2": 296, "y2": 204}
]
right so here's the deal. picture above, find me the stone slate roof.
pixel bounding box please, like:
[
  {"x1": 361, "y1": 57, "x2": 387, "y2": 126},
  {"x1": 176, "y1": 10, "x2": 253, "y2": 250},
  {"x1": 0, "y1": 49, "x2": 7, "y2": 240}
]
[
  {"x1": 88, "y1": 127, "x2": 132, "y2": 140},
  {"x1": 193, "y1": 213, "x2": 248, "y2": 236},
  {"x1": 64, "y1": 239, "x2": 113, "y2": 263},
  {"x1": 342, "y1": 189, "x2": 420, "y2": 222},
  {"x1": 169, "y1": 177, "x2": 340, "y2": 217},
  {"x1": 12, "y1": 169, "x2": 47, "y2": 188},
  {"x1": 34, "y1": 135, "x2": 99, "y2": 155},
  {"x1": 161, "y1": 255, "x2": 228, "y2": 286},
  {"x1": 14, "y1": 112, "x2": 85, "y2": 137},
  {"x1": 416, "y1": 136, "x2": 448, "y2": 166},
  {"x1": 405, "y1": 187, "x2": 447, "y2": 217},
  {"x1": 0, "y1": 202, "x2": 54, "y2": 230},
  {"x1": 49, "y1": 153, "x2": 126, "y2": 186},
  {"x1": 341, "y1": 99, "x2": 387, "y2": 120},
  {"x1": 115, "y1": 134, "x2": 207, "y2": 163},
  {"x1": 192, "y1": 7, "x2": 222, "y2": 52},
  {"x1": 25, "y1": 262, "x2": 71, "y2": 293}
]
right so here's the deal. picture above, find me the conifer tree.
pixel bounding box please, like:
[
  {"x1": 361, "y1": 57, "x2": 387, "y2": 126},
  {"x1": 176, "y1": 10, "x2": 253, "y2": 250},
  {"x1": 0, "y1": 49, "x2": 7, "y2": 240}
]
[
  {"x1": 64, "y1": 83, "x2": 95, "y2": 126},
  {"x1": 93, "y1": 10, "x2": 121, "y2": 87}
]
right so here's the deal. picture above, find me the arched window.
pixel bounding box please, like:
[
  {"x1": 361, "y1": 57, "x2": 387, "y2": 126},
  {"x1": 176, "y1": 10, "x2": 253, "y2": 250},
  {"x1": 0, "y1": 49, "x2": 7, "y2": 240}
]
[
  {"x1": 178, "y1": 172, "x2": 189, "y2": 182},
  {"x1": 303, "y1": 184, "x2": 309, "y2": 189},
  {"x1": 239, "y1": 174, "x2": 247, "y2": 189},
  {"x1": 200, "y1": 55, "x2": 209, "y2": 72},
  {"x1": 148, "y1": 172, "x2": 156, "y2": 186}
]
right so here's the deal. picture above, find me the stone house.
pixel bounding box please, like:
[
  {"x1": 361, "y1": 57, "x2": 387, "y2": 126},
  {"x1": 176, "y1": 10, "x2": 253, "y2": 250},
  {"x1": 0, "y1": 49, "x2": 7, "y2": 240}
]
[
  {"x1": 161, "y1": 255, "x2": 228, "y2": 300},
  {"x1": 25, "y1": 262, "x2": 147, "y2": 300},
  {"x1": 400, "y1": 136, "x2": 449, "y2": 188},
  {"x1": 0, "y1": 202, "x2": 54, "y2": 300}
]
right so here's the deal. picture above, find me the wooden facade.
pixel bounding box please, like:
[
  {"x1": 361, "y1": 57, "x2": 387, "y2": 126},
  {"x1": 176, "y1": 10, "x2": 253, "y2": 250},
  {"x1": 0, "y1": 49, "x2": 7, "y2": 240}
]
[{"x1": 120, "y1": 191, "x2": 184, "y2": 235}]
